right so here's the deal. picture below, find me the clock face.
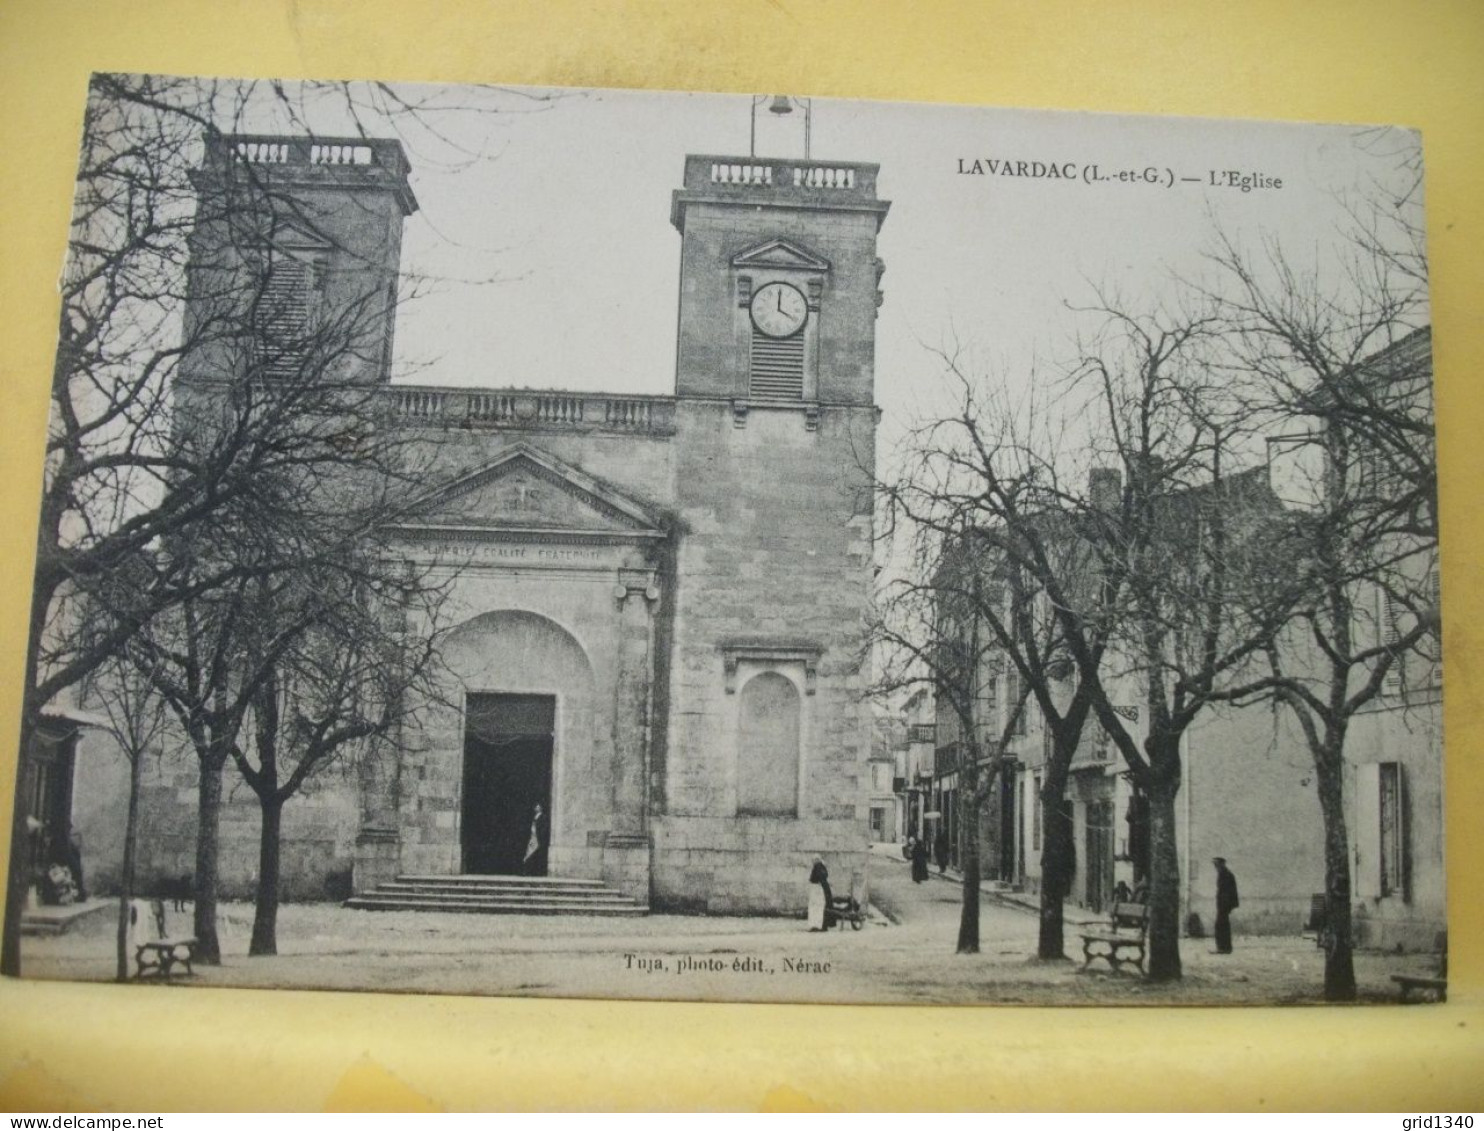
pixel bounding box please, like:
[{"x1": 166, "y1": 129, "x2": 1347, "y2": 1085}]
[{"x1": 749, "y1": 281, "x2": 808, "y2": 338}]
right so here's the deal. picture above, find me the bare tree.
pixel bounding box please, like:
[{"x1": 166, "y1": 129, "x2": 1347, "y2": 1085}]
[
  {"x1": 1199, "y1": 147, "x2": 1437, "y2": 999},
  {"x1": 6, "y1": 73, "x2": 523, "y2": 974},
  {"x1": 85, "y1": 652, "x2": 171, "y2": 981},
  {"x1": 869, "y1": 551, "x2": 1029, "y2": 954},
  {"x1": 1060, "y1": 302, "x2": 1294, "y2": 982},
  {"x1": 874, "y1": 364, "x2": 1110, "y2": 960},
  {"x1": 231, "y1": 555, "x2": 449, "y2": 957}
]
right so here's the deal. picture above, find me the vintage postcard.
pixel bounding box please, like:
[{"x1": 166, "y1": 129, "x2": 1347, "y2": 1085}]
[{"x1": 5, "y1": 76, "x2": 1442, "y2": 1006}]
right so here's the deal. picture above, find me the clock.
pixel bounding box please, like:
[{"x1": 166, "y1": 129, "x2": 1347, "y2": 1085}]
[{"x1": 749, "y1": 281, "x2": 808, "y2": 338}]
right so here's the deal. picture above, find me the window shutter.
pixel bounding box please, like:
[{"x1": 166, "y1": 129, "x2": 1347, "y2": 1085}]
[
  {"x1": 1379, "y1": 588, "x2": 1404, "y2": 695},
  {"x1": 1354, "y1": 762, "x2": 1382, "y2": 899},
  {"x1": 258, "y1": 252, "x2": 316, "y2": 378},
  {"x1": 1379, "y1": 762, "x2": 1407, "y2": 899},
  {"x1": 748, "y1": 327, "x2": 805, "y2": 399}
]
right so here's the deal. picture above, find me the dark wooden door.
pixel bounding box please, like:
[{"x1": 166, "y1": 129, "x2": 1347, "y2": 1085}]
[
  {"x1": 999, "y1": 769, "x2": 1018, "y2": 883},
  {"x1": 461, "y1": 694, "x2": 555, "y2": 875},
  {"x1": 1085, "y1": 798, "x2": 1114, "y2": 912}
]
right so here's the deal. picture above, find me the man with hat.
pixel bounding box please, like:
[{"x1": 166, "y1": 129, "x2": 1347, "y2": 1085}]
[{"x1": 1213, "y1": 857, "x2": 1239, "y2": 954}]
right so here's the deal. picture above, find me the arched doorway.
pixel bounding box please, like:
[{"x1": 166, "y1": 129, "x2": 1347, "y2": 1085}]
[{"x1": 443, "y1": 609, "x2": 595, "y2": 877}]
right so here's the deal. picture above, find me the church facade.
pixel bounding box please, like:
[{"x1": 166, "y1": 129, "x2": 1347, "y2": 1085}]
[{"x1": 74, "y1": 137, "x2": 891, "y2": 915}]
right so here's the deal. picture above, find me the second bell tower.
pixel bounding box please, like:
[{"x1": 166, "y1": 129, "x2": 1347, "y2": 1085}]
[{"x1": 669, "y1": 155, "x2": 889, "y2": 418}]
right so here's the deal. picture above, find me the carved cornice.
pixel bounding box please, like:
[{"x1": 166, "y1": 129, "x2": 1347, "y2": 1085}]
[
  {"x1": 386, "y1": 523, "x2": 666, "y2": 547},
  {"x1": 720, "y1": 640, "x2": 823, "y2": 695}
]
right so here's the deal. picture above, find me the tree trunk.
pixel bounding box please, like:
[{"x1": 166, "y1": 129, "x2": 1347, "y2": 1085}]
[
  {"x1": 0, "y1": 712, "x2": 35, "y2": 976},
  {"x1": 115, "y1": 751, "x2": 143, "y2": 982},
  {"x1": 956, "y1": 785, "x2": 982, "y2": 954},
  {"x1": 3, "y1": 595, "x2": 52, "y2": 976},
  {"x1": 1037, "y1": 788, "x2": 1073, "y2": 960},
  {"x1": 249, "y1": 796, "x2": 282, "y2": 956},
  {"x1": 1314, "y1": 743, "x2": 1357, "y2": 1001},
  {"x1": 1145, "y1": 775, "x2": 1183, "y2": 981},
  {"x1": 193, "y1": 757, "x2": 226, "y2": 964}
]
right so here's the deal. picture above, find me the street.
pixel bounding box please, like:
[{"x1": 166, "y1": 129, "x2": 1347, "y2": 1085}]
[{"x1": 19, "y1": 852, "x2": 1437, "y2": 1005}]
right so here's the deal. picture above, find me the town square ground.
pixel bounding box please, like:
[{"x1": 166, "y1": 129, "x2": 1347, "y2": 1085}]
[{"x1": 19, "y1": 848, "x2": 1443, "y2": 1007}]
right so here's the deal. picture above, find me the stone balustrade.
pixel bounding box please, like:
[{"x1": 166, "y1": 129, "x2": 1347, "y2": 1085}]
[
  {"x1": 222, "y1": 134, "x2": 411, "y2": 178},
  {"x1": 387, "y1": 386, "x2": 676, "y2": 435},
  {"x1": 791, "y1": 164, "x2": 856, "y2": 189},
  {"x1": 687, "y1": 154, "x2": 879, "y2": 200},
  {"x1": 709, "y1": 163, "x2": 774, "y2": 186}
]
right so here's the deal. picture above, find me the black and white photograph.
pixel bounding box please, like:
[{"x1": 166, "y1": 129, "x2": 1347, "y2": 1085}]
[{"x1": 3, "y1": 75, "x2": 1443, "y2": 1006}]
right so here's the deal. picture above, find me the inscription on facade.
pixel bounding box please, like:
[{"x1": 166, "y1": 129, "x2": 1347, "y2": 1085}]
[{"x1": 419, "y1": 540, "x2": 613, "y2": 567}]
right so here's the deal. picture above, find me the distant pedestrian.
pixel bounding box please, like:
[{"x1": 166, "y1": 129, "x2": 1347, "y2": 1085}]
[
  {"x1": 1213, "y1": 857, "x2": 1239, "y2": 954},
  {"x1": 808, "y1": 857, "x2": 832, "y2": 930},
  {"x1": 910, "y1": 837, "x2": 929, "y2": 883},
  {"x1": 934, "y1": 827, "x2": 949, "y2": 874},
  {"x1": 63, "y1": 827, "x2": 86, "y2": 901}
]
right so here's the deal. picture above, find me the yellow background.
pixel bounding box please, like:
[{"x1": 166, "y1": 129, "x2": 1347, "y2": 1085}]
[{"x1": 1, "y1": 0, "x2": 1481, "y2": 1111}]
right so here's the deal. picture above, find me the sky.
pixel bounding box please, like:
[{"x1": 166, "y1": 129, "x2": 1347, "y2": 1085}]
[{"x1": 227, "y1": 81, "x2": 1425, "y2": 455}]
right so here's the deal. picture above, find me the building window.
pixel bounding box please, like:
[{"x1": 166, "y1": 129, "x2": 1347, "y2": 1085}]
[
  {"x1": 1092, "y1": 724, "x2": 1112, "y2": 762},
  {"x1": 1032, "y1": 772, "x2": 1042, "y2": 851},
  {"x1": 254, "y1": 248, "x2": 325, "y2": 379},
  {"x1": 1378, "y1": 586, "x2": 1406, "y2": 695},
  {"x1": 1379, "y1": 761, "x2": 1403, "y2": 898},
  {"x1": 1005, "y1": 667, "x2": 1027, "y2": 736},
  {"x1": 1357, "y1": 760, "x2": 1408, "y2": 901},
  {"x1": 869, "y1": 807, "x2": 887, "y2": 841},
  {"x1": 736, "y1": 671, "x2": 801, "y2": 816}
]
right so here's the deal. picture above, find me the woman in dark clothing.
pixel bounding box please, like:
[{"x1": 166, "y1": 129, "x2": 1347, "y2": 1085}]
[
  {"x1": 910, "y1": 836, "x2": 930, "y2": 883},
  {"x1": 808, "y1": 857, "x2": 833, "y2": 929}
]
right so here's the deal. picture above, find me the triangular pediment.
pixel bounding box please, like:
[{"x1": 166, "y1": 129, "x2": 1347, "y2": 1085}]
[
  {"x1": 731, "y1": 238, "x2": 831, "y2": 273},
  {"x1": 270, "y1": 218, "x2": 334, "y2": 252},
  {"x1": 392, "y1": 443, "x2": 665, "y2": 542}
]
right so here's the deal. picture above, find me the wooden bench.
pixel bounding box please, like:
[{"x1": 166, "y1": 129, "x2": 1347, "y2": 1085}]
[
  {"x1": 134, "y1": 938, "x2": 199, "y2": 979},
  {"x1": 1079, "y1": 900, "x2": 1149, "y2": 975},
  {"x1": 129, "y1": 898, "x2": 198, "y2": 981},
  {"x1": 1391, "y1": 931, "x2": 1447, "y2": 1003},
  {"x1": 1301, "y1": 893, "x2": 1329, "y2": 948}
]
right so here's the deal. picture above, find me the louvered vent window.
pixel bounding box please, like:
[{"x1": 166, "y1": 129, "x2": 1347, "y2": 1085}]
[
  {"x1": 257, "y1": 254, "x2": 315, "y2": 378},
  {"x1": 749, "y1": 327, "x2": 805, "y2": 400}
]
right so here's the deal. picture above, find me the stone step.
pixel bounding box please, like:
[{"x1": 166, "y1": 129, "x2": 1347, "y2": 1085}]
[
  {"x1": 396, "y1": 873, "x2": 608, "y2": 887},
  {"x1": 365, "y1": 888, "x2": 641, "y2": 907},
  {"x1": 375, "y1": 882, "x2": 615, "y2": 898},
  {"x1": 345, "y1": 873, "x2": 648, "y2": 917},
  {"x1": 344, "y1": 895, "x2": 647, "y2": 916},
  {"x1": 20, "y1": 899, "x2": 112, "y2": 937}
]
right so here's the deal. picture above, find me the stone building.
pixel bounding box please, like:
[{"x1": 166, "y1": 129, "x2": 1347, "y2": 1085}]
[
  {"x1": 67, "y1": 135, "x2": 891, "y2": 915},
  {"x1": 925, "y1": 347, "x2": 1443, "y2": 949}
]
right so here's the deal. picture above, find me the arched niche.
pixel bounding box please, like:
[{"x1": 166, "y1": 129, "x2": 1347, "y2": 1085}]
[{"x1": 736, "y1": 670, "x2": 801, "y2": 816}]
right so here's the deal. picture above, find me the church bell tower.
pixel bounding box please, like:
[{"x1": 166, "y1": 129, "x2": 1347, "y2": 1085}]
[
  {"x1": 651, "y1": 131, "x2": 891, "y2": 914},
  {"x1": 669, "y1": 152, "x2": 889, "y2": 423}
]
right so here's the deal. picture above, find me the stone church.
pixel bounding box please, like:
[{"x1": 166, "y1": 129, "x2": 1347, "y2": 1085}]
[{"x1": 68, "y1": 134, "x2": 891, "y2": 915}]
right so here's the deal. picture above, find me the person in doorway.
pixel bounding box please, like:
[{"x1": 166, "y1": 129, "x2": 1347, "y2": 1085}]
[
  {"x1": 934, "y1": 826, "x2": 949, "y2": 874},
  {"x1": 62, "y1": 827, "x2": 86, "y2": 902},
  {"x1": 910, "y1": 836, "x2": 929, "y2": 883},
  {"x1": 1213, "y1": 857, "x2": 1240, "y2": 954},
  {"x1": 808, "y1": 857, "x2": 832, "y2": 930},
  {"x1": 523, "y1": 804, "x2": 545, "y2": 876}
]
